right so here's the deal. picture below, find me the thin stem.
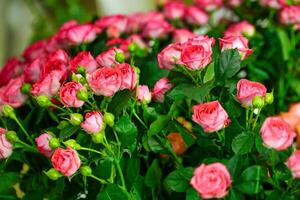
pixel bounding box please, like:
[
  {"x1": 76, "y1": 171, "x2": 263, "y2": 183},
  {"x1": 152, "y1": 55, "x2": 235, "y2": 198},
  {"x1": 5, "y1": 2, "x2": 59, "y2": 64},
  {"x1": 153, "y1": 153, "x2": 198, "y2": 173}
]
[
  {"x1": 181, "y1": 66, "x2": 199, "y2": 86},
  {"x1": 246, "y1": 108, "x2": 249, "y2": 129},
  {"x1": 252, "y1": 108, "x2": 262, "y2": 131},
  {"x1": 151, "y1": 188, "x2": 156, "y2": 200},
  {"x1": 51, "y1": 104, "x2": 68, "y2": 113},
  {"x1": 80, "y1": 147, "x2": 105, "y2": 156},
  {"x1": 17, "y1": 140, "x2": 37, "y2": 152},
  {"x1": 115, "y1": 160, "x2": 126, "y2": 190},
  {"x1": 90, "y1": 175, "x2": 108, "y2": 184},
  {"x1": 13, "y1": 117, "x2": 34, "y2": 144},
  {"x1": 133, "y1": 111, "x2": 147, "y2": 129}
]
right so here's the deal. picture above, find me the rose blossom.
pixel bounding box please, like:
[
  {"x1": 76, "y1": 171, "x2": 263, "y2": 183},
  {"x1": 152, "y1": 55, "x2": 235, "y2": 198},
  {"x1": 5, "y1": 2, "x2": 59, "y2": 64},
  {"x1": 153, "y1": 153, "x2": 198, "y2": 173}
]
[
  {"x1": 185, "y1": 6, "x2": 209, "y2": 26},
  {"x1": 35, "y1": 132, "x2": 54, "y2": 157},
  {"x1": 81, "y1": 111, "x2": 104, "y2": 134},
  {"x1": 46, "y1": 49, "x2": 69, "y2": 64},
  {"x1": 51, "y1": 147, "x2": 81, "y2": 176},
  {"x1": 96, "y1": 47, "x2": 123, "y2": 68},
  {"x1": 59, "y1": 82, "x2": 85, "y2": 108},
  {"x1": 126, "y1": 34, "x2": 148, "y2": 50},
  {"x1": 70, "y1": 51, "x2": 98, "y2": 74},
  {"x1": 115, "y1": 63, "x2": 137, "y2": 90},
  {"x1": 137, "y1": 85, "x2": 152, "y2": 103},
  {"x1": 167, "y1": 132, "x2": 187, "y2": 155},
  {"x1": 163, "y1": 2, "x2": 186, "y2": 20},
  {"x1": 158, "y1": 43, "x2": 182, "y2": 70},
  {"x1": 192, "y1": 101, "x2": 230, "y2": 133},
  {"x1": 280, "y1": 6, "x2": 300, "y2": 29},
  {"x1": 96, "y1": 15, "x2": 128, "y2": 38},
  {"x1": 22, "y1": 40, "x2": 48, "y2": 61},
  {"x1": 87, "y1": 67, "x2": 121, "y2": 97},
  {"x1": 219, "y1": 35, "x2": 253, "y2": 60},
  {"x1": 195, "y1": 0, "x2": 223, "y2": 10},
  {"x1": 66, "y1": 23, "x2": 99, "y2": 45},
  {"x1": 142, "y1": 19, "x2": 173, "y2": 39},
  {"x1": 41, "y1": 59, "x2": 68, "y2": 82},
  {"x1": 224, "y1": 20, "x2": 255, "y2": 37},
  {"x1": 0, "y1": 128, "x2": 13, "y2": 159},
  {"x1": 260, "y1": 0, "x2": 286, "y2": 9},
  {"x1": 173, "y1": 29, "x2": 195, "y2": 43},
  {"x1": 228, "y1": 0, "x2": 243, "y2": 7},
  {"x1": 260, "y1": 117, "x2": 296, "y2": 151},
  {"x1": 152, "y1": 77, "x2": 173, "y2": 102},
  {"x1": 236, "y1": 79, "x2": 267, "y2": 107},
  {"x1": 191, "y1": 162, "x2": 231, "y2": 199},
  {"x1": 24, "y1": 57, "x2": 45, "y2": 83},
  {"x1": 0, "y1": 58, "x2": 23, "y2": 86},
  {"x1": 286, "y1": 150, "x2": 300, "y2": 178}
]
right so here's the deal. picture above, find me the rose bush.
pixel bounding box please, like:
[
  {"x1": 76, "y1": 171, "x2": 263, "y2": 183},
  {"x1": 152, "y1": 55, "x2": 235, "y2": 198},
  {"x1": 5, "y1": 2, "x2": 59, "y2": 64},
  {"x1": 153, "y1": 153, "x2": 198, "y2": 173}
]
[{"x1": 0, "y1": 0, "x2": 300, "y2": 199}]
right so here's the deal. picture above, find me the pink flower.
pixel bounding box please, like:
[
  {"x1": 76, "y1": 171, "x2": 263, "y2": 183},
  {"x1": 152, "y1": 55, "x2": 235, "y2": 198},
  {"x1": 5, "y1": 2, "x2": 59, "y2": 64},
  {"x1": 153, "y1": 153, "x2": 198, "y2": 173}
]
[
  {"x1": 46, "y1": 49, "x2": 69, "y2": 64},
  {"x1": 173, "y1": 29, "x2": 196, "y2": 43},
  {"x1": 126, "y1": 34, "x2": 148, "y2": 50},
  {"x1": 152, "y1": 78, "x2": 173, "y2": 102},
  {"x1": 66, "y1": 23, "x2": 99, "y2": 45},
  {"x1": 22, "y1": 40, "x2": 48, "y2": 61},
  {"x1": 96, "y1": 47, "x2": 123, "y2": 68},
  {"x1": 81, "y1": 111, "x2": 104, "y2": 134},
  {"x1": 41, "y1": 59, "x2": 68, "y2": 82},
  {"x1": 195, "y1": 0, "x2": 223, "y2": 10},
  {"x1": 142, "y1": 19, "x2": 173, "y2": 39},
  {"x1": 219, "y1": 35, "x2": 253, "y2": 60},
  {"x1": 0, "y1": 58, "x2": 23, "y2": 86},
  {"x1": 96, "y1": 15, "x2": 128, "y2": 38},
  {"x1": 87, "y1": 67, "x2": 121, "y2": 97},
  {"x1": 228, "y1": 0, "x2": 243, "y2": 7},
  {"x1": 70, "y1": 51, "x2": 98, "y2": 74},
  {"x1": 116, "y1": 63, "x2": 137, "y2": 90},
  {"x1": 59, "y1": 82, "x2": 85, "y2": 108},
  {"x1": 191, "y1": 163, "x2": 231, "y2": 199},
  {"x1": 192, "y1": 101, "x2": 230, "y2": 133},
  {"x1": 0, "y1": 128, "x2": 13, "y2": 159},
  {"x1": 280, "y1": 6, "x2": 300, "y2": 28},
  {"x1": 185, "y1": 6, "x2": 209, "y2": 26},
  {"x1": 35, "y1": 133, "x2": 54, "y2": 157},
  {"x1": 137, "y1": 85, "x2": 152, "y2": 103},
  {"x1": 158, "y1": 43, "x2": 182, "y2": 70},
  {"x1": 51, "y1": 147, "x2": 81, "y2": 177},
  {"x1": 286, "y1": 150, "x2": 300, "y2": 178},
  {"x1": 24, "y1": 57, "x2": 45, "y2": 83},
  {"x1": 224, "y1": 20, "x2": 255, "y2": 37},
  {"x1": 260, "y1": 0, "x2": 286, "y2": 9},
  {"x1": 236, "y1": 79, "x2": 267, "y2": 107},
  {"x1": 261, "y1": 117, "x2": 296, "y2": 151},
  {"x1": 0, "y1": 76, "x2": 27, "y2": 109},
  {"x1": 163, "y1": 2, "x2": 186, "y2": 20}
]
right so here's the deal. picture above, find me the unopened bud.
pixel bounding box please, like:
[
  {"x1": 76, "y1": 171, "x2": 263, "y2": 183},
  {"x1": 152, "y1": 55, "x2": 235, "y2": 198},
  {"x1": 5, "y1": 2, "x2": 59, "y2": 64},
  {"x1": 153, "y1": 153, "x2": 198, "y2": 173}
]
[
  {"x1": 104, "y1": 112, "x2": 115, "y2": 127},
  {"x1": 5, "y1": 131, "x2": 19, "y2": 143},
  {"x1": 70, "y1": 113, "x2": 83, "y2": 126},
  {"x1": 49, "y1": 138, "x2": 60, "y2": 149},
  {"x1": 45, "y1": 169, "x2": 63, "y2": 180},
  {"x1": 36, "y1": 95, "x2": 52, "y2": 107},
  {"x1": 252, "y1": 96, "x2": 264, "y2": 108},
  {"x1": 80, "y1": 166, "x2": 92, "y2": 177}
]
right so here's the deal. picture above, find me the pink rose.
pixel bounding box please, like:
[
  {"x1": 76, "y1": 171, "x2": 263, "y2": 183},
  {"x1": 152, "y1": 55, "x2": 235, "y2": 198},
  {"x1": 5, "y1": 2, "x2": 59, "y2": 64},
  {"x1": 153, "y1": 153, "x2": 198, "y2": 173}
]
[
  {"x1": 22, "y1": 40, "x2": 48, "y2": 61},
  {"x1": 126, "y1": 34, "x2": 148, "y2": 50},
  {"x1": 185, "y1": 6, "x2": 209, "y2": 26},
  {"x1": 191, "y1": 162, "x2": 231, "y2": 199},
  {"x1": 41, "y1": 59, "x2": 68, "y2": 82},
  {"x1": 0, "y1": 76, "x2": 27, "y2": 109},
  {"x1": 96, "y1": 47, "x2": 123, "y2": 68},
  {"x1": 173, "y1": 29, "x2": 196, "y2": 43},
  {"x1": 286, "y1": 150, "x2": 300, "y2": 178},
  {"x1": 228, "y1": 0, "x2": 243, "y2": 7},
  {"x1": 24, "y1": 57, "x2": 45, "y2": 83},
  {"x1": 0, "y1": 58, "x2": 23, "y2": 86},
  {"x1": 87, "y1": 67, "x2": 121, "y2": 97},
  {"x1": 81, "y1": 111, "x2": 104, "y2": 134},
  {"x1": 0, "y1": 128, "x2": 13, "y2": 159},
  {"x1": 158, "y1": 43, "x2": 182, "y2": 70},
  {"x1": 192, "y1": 101, "x2": 230, "y2": 133},
  {"x1": 66, "y1": 23, "x2": 99, "y2": 45},
  {"x1": 260, "y1": 117, "x2": 296, "y2": 151},
  {"x1": 236, "y1": 79, "x2": 267, "y2": 107},
  {"x1": 260, "y1": 0, "x2": 286, "y2": 9},
  {"x1": 35, "y1": 132, "x2": 54, "y2": 157},
  {"x1": 224, "y1": 20, "x2": 255, "y2": 37},
  {"x1": 152, "y1": 78, "x2": 173, "y2": 102},
  {"x1": 96, "y1": 15, "x2": 128, "y2": 38},
  {"x1": 163, "y1": 2, "x2": 186, "y2": 20},
  {"x1": 195, "y1": 0, "x2": 223, "y2": 10},
  {"x1": 219, "y1": 35, "x2": 253, "y2": 60},
  {"x1": 137, "y1": 85, "x2": 152, "y2": 103},
  {"x1": 59, "y1": 82, "x2": 85, "y2": 108},
  {"x1": 280, "y1": 6, "x2": 300, "y2": 28},
  {"x1": 51, "y1": 147, "x2": 81, "y2": 176},
  {"x1": 116, "y1": 63, "x2": 137, "y2": 90},
  {"x1": 70, "y1": 51, "x2": 98, "y2": 74},
  {"x1": 46, "y1": 49, "x2": 69, "y2": 64},
  {"x1": 142, "y1": 19, "x2": 173, "y2": 39}
]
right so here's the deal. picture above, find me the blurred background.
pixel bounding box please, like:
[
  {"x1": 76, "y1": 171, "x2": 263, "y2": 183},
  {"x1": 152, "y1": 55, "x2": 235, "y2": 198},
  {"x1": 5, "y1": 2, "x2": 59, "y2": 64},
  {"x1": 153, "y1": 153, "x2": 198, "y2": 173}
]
[{"x1": 0, "y1": 0, "x2": 156, "y2": 66}]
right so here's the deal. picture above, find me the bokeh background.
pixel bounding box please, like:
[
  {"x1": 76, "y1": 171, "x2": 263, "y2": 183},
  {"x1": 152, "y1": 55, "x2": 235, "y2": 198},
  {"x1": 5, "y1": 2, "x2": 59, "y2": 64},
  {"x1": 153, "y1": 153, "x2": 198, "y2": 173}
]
[{"x1": 0, "y1": 0, "x2": 156, "y2": 66}]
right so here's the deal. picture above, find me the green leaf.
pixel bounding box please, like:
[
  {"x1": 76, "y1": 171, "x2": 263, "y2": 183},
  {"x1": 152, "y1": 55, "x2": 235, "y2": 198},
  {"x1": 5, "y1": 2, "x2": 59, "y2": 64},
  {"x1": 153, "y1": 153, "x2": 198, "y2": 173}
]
[
  {"x1": 173, "y1": 121, "x2": 195, "y2": 146},
  {"x1": 108, "y1": 90, "x2": 131, "y2": 115},
  {"x1": 115, "y1": 116, "x2": 138, "y2": 149},
  {"x1": 236, "y1": 165, "x2": 261, "y2": 194},
  {"x1": 147, "y1": 115, "x2": 170, "y2": 137},
  {"x1": 203, "y1": 62, "x2": 215, "y2": 83},
  {"x1": 277, "y1": 28, "x2": 290, "y2": 61},
  {"x1": 147, "y1": 136, "x2": 166, "y2": 153},
  {"x1": 96, "y1": 184, "x2": 129, "y2": 200},
  {"x1": 165, "y1": 167, "x2": 194, "y2": 192},
  {"x1": 232, "y1": 132, "x2": 254, "y2": 155},
  {"x1": 144, "y1": 159, "x2": 162, "y2": 188},
  {"x1": 215, "y1": 49, "x2": 241, "y2": 80},
  {"x1": 227, "y1": 155, "x2": 243, "y2": 179},
  {"x1": 59, "y1": 124, "x2": 79, "y2": 139},
  {"x1": 228, "y1": 189, "x2": 245, "y2": 200},
  {"x1": 186, "y1": 188, "x2": 200, "y2": 200},
  {"x1": 0, "y1": 172, "x2": 19, "y2": 192}
]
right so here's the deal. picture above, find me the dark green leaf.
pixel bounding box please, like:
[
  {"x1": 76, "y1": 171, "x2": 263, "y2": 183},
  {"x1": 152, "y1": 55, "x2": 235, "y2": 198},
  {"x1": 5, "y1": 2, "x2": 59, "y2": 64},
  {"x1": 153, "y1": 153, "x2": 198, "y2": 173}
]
[
  {"x1": 236, "y1": 165, "x2": 261, "y2": 194},
  {"x1": 232, "y1": 132, "x2": 254, "y2": 155},
  {"x1": 147, "y1": 115, "x2": 170, "y2": 137},
  {"x1": 144, "y1": 159, "x2": 162, "y2": 188},
  {"x1": 165, "y1": 167, "x2": 194, "y2": 192},
  {"x1": 228, "y1": 189, "x2": 245, "y2": 200},
  {"x1": 108, "y1": 90, "x2": 131, "y2": 115},
  {"x1": 96, "y1": 184, "x2": 129, "y2": 200},
  {"x1": 215, "y1": 49, "x2": 241, "y2": 80},
  {"x1": 115, "y1": 116, "x2": 138, "y2": 149},
  {"x1": 186, "y1": 188, "x2": 200, "y2": 200},
  {"x1": 0, "y1": 172, "x2": 19, "y2": 192},
  {"x1": 59, "y1": 124, "x2": 79, "y2": 139}
]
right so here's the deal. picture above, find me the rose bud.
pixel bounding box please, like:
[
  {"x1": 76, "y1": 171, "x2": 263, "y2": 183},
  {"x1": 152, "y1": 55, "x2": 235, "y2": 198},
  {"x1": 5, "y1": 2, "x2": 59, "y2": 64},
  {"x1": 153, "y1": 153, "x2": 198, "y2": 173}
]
[
  {"x1": 63, "y1": 139, "x2": 81, "y2": 150},
  {"x1": 81, "y1": 111, "x2": 104, "y2": 134},
  {"x1": 96, "y1": 47, "x2": 124, "y2": 68},
  {"x1": 252, "y1": 96, "x2": 264, "y2": 109},
  {"x1": 219, "y1": 35, "x2": 253, "y2": 60},
  {"x1": 5, "y1": 131, "x2": 19, "y2": 143},
  {"x1": 191, "y1": 162, "x2": 231, "y2": 199},
  {"x1": 70, "y1": 51, "x2": 98, "y2": 74},
  {"x1": 115, "y1": 52, "x2": 126, "y2": 63},
  {"x1": 236, "y1": 79, "x2": 267, "y2": 107},
  {"x1": 142, "y1": 19, "x2": 173, "y2": 39},
  {"x1": 45, "y1": 168, "x2": 63, "y2": 180},
  {"x1": 80, "y1": 166, "x2": 92, "y2": 177},
  {"x1": 260, "y1": 117, "x2": 296, "y2": 151},
  {"x1": 265, "y1": 92, "x2": 274, "y2": 104},
  {"x1": 173, "y1": 29, "x2": 195, "y2": 43},
  {"x1": 2, "y1": 105, "x2": 16, "y2": 119},
  {"x1": 0, "y1": 76, "x2": 27, "y2": 109},
  {"x1": 0, "y1": 128, "x2": 13, "y2": 159},
  {"x1": 137, "y1": 85, "x2": 152, "y2": 104},
  {"x1": 104, "y1": 112, "x2": 115, "y2": 127},
  {"x1": 59, "y1": 82, "x2": 86, "y2": 108},
  {"x1": 115, "y1": 63, "x2": 137, "y2": 90},
  {"x1": 49, "y1": 138, "x2": 60, "y2": 149},
  {"x1": 77, "y1": 89, "x2": 89, "y2": 102},
  {"x1": 152, "y1": 77, "x2": 173, "y2": 103},
  {"x1": 185, "y1": 6, "x2": 209, "y2": 26},
  {"x1": 192, "y1": 101, "x2": 230, "y2": 133},
  {"x1": 167, "y1": 132, "x2": 187, "y2": 155},
  {"x1": 35, "y1": 132, "x2": 54, "y2": 157},
  {"x1": 224, "y1": 20, "x2": 255, "y2": 37},
  {"x1": 87, "y1": 67, "x2": 121, "y2": 97},
  {"x1": 158, "y1": 43, "x2": 182, "y2": 70},
  {"x1": 70, "y1": 113, "x2": 84, "y2": 126},
  {"x1": 51, "y1": 147, "x2": 81, "y2": 177},
  {"x1": 286, "y1": 150, "x2": 300, "y2": 178},
  {"x1": 163, "y1": 2, "x2": 186, "y2": 20}
]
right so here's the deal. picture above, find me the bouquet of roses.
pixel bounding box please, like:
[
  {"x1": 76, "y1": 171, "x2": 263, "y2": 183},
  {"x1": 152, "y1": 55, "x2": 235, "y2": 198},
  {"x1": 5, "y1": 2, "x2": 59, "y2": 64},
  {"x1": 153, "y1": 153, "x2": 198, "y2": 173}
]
[{"x1": 1, "y1": 0, "x2": 300, "y2": 199}]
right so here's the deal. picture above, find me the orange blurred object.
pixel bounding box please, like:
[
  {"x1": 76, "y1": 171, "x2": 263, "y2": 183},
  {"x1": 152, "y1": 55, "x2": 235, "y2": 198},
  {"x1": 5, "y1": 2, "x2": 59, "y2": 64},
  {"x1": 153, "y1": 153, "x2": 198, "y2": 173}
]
[{"x1": 167, "y1": 132, "x2": 188, "y2": 155}]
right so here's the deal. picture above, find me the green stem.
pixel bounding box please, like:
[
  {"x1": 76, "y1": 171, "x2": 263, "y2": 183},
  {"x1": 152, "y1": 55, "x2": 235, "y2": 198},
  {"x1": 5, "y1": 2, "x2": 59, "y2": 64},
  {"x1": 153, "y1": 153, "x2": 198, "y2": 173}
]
[
  {"x1": 180, "y1": 65, "x2": 199, "y2": 86},
  {"x1": 252, "y1": 108, "x2": 262, "y2": 131},
  {"x1": 80, "y1": 147, "x2": 105, "y2": 156},
  {"x1": 133, "y1": 111, "x2": 147, "y2": 129},
  {"x1": 246, "y1": 108, "x2": 249, "y2": 129},
  {"x1": 17, "y1": 140, "x2": 37, "y2": 152},
  {"x1": 13, "y1": 117, "x2": 33, "y2": 144},
  {"x1": 89, "y1": 175, "x2": 108, "y2": 184},
  {"x1": 51, "y1": 103, "x2": 68, "y2": 113},
  {"x1": 115, "y1": 160, "x2": 126, "y2": 190}
]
